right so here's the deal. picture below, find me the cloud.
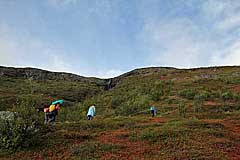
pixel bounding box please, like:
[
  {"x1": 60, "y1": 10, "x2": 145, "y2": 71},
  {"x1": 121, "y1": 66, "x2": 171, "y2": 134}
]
[
  {"x1": 202, "y1": 0, "x2": 227, "y2": 18},
  {"x1": 217, "y1": 14, "x2": 240, "y2": 31},
  {"x1": 141, "y1": 18, "x2": 209, "y2": 68},
  {"x1": 0, "y1": 23, "x2": 25, "y2": 66},
  {"x1": 202, "y1": 0, "x2": 240, "y2": 32},
  {"x1": 1, "y1": 0, "x2": 240, "y2": 78},
  {"x1": 211, "y1": 41, "x2": 240, "y2": 66},
  {"x1": 0, "y1": 22, "x2": 76, "y2": 74},
  {"x1": 94, "y1": 69, "x2": 125, "y2": 79},
  {"x1": 138, "y1": 0, "x2": 240, "y2": 68},
  {"x1": 46, "y1": 0, "x2": 79, "y2": 8},
  {"x1": 202, "y1": 0, "x2": 240, "y2": 65},
  {"x1": 0, "y1": 22, "x2": 124, "y2": 78}
]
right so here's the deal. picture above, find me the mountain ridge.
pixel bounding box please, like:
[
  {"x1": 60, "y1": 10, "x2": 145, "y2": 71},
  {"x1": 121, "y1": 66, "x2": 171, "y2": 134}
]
[{"x1": 1, "y1": 65, "x2": 240, "y2": 80}]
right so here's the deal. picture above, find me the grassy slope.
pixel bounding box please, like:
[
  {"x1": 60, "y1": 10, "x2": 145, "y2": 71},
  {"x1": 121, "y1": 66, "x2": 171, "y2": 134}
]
[
  {"x1": 0, "y1": 77, "x2": 104, "y2": 110},
  {"x1": 1, "y1": 66, "x2": 240, "y2": 159}
]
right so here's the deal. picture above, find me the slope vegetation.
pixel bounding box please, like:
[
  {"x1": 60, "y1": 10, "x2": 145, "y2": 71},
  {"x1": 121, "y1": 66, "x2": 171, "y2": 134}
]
[{"x1": 1, "y1": 66, "x2": 240, "y2": 159}]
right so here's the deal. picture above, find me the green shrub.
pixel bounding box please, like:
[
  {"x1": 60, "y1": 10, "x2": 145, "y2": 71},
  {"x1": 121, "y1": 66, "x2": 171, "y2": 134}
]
[
  {"x1": 178, "y1": 89, "x2": 198, "y2": 100},
  {"x1": 150, "y1": 81, "x2": 171, "y2": 101},
  {"x1": 164, "y1": 98, "x2": 177, "y2": 104},
  {"x1": 0, "y1": 95, "x2": 43, "y2": 152},
  {"x1": 201, "y1": 90, "x2": 222, "y2": 100},
  {"x1": 220, "y1": 77, "x2": 240, "y2": 84},
  {"x1": 138, "y1": 120, "x2": 188, "y2": 143},
  {"x1": 117, "y1": 95, "x2": 150, "y2": 116},
  {"x1": 200, "y1": 91, "x2": 211, "y2": 100},
  {"x1": 58, "y1": 101, "x2": 91, "y2": 122},
  {"x1": 110, "y1": 95, "x2": 124, "y2": 109},
  {"x1": 221, "y1": 91, "x2": 234, "y2": 101},
  {"x1": 234, "y1": 93, "x2": 240, "y2": 101}
]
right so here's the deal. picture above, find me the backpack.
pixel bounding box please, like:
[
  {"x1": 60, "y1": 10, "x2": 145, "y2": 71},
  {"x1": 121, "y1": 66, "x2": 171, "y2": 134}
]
[{"x1": 49, "y1": 104, "x2": 56, "y2": 112}]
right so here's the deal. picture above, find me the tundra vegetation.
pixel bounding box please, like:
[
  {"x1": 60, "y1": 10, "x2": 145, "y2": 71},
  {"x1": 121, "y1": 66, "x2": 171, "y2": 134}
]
[{"x1": 0, "y1": 66, "x2": 240, "y2": 159}]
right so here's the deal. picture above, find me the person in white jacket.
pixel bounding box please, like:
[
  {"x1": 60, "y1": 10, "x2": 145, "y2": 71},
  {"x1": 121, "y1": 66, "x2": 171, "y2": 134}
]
[
  {"x1": 150, "y1": 106, "x2": 157, "y2": 117},
  {"x1": 87, "y1": 105, "x2": 95, "y2": 120}
]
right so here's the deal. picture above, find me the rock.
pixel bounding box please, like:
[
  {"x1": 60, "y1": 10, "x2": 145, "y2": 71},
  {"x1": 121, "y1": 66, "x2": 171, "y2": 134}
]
[{"x1": 0, "y1": 111, "x2": 16, "y2": 121}]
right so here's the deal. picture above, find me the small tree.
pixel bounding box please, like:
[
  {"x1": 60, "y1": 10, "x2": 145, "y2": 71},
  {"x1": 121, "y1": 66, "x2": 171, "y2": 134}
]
[{"x1": 150, "y1": 81, "x2": 171, "y2": 101}]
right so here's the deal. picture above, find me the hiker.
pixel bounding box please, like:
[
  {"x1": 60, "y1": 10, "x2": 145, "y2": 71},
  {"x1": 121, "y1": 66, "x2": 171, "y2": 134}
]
[
  {"x1": 87, "y1": 105, "x2": 95, "y2": 120},
  {"x1": 150, "y1": 106, "x2": 157, "y2": 117},
  {"x1": 44, "y1": 106, "x2": 49, "y2": 124},
  {"x1": 44, "y1": 103, "x2": 61, "y2": 123}
]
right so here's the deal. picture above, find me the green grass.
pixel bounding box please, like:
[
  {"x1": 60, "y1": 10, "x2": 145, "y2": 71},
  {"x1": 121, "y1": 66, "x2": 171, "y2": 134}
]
[
  {"x1": 1, "y1": 66, "x2": 240, "y2": 159},
  {"x1": 71, "y1": 142, "x2": 124, "y2": 159}
]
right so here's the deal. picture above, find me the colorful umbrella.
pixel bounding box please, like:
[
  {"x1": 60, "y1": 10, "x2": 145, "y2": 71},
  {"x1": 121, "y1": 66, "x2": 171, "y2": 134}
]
[{"x1": 52, "y1": 100, "x2": 64, "y2": 105}]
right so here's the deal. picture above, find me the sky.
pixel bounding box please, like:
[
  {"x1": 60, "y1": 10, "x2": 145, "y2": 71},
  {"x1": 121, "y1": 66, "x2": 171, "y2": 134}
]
[{"x1": 0, "y1": 0, "x2": 240, "y2": 78}]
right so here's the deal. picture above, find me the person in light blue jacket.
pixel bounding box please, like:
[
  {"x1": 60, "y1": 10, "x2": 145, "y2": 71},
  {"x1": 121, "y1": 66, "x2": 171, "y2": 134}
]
[
  {"x1": 87, "y1": 105, "x2": 95, "y2": 120},
  {"x1": 150, "y1": 106, "x2": 157, "y2": 117}
]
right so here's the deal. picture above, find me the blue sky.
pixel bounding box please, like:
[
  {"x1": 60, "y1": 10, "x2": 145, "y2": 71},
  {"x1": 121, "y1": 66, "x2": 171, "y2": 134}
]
[{"x1": 0, "y1": 0, "x2": 240, "y2": 78}]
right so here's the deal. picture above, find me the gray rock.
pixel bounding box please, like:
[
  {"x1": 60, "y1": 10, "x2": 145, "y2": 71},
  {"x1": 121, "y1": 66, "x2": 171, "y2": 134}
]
[{"x1": 0, "y1": 111, "x2": 17, "y2": 121}]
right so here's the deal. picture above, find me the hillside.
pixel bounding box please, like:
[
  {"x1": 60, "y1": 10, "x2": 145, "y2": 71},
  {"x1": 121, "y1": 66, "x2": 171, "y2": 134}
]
[
  {"x1": 0, "y1": 65, "x2": 240, "y2": 159},
  {"x1": 0, "y1": 66, "x2": 108, "y2": 110}
]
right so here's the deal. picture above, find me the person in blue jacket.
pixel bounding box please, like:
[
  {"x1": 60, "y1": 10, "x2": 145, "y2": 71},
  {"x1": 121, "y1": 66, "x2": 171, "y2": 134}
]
[
  {"x1": 150, "y1": 106, "x2": 157, "y2": 117},
  {"x1": 87, "y1": 105, "x2": 95, "y2": 120}
]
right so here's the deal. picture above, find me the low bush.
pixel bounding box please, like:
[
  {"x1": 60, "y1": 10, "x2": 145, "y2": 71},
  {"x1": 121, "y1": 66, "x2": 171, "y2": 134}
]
[
  {"x1": 234, "y1": 93, "x2": 240, "y2": 101},
  {"x1": 116, "y1": 95, "x2": 151, "y2": 116},
  {"x1": 221, "y1": 91, "x2": 234, "y2": 101},
  {"x1": 178, "y1": 89, "x2": 198, "y2": 100},
  {"x1": 219, "y1": 77, "x2": 240, "y2": 85},
  {"x1": 164, "y1": 98, "x2": 177, "y2": 104},
  {"x1": 110, "y1": 94, "x2": 124, "y2": 109},
  {"x1": 0, "y1": 95, "x2": 43, "y2": 152},
  {"x1": 150, "y1": 81, "x2": 171, "y2": 101},
  {"x1": 137, "y1": 120, "x2": 189, "y2": 143},
  {"x1": 200, "y1": 91, "x2": 211, "y2": 100}
]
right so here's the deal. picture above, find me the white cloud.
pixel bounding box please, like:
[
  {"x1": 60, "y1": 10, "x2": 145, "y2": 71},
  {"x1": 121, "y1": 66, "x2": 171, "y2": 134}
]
[
  {"x1": 202, "y1": 0, "x2": 240, "y2": 66},
  {"x1": 202, "y1": 0, "x2": 240, "y2": 32},
  {"x1": 0, "y1": 22, "x2": 124, "y2": 78},
  {"x1": 138, "y1": 1, "x2": 240, "y2": 68},
  {"x1": 0, "y1": 22, "x2": 77, "y2": 74},
  {"x1": 202, "y1": 0, "x2": 227, "y2": 18},
  {"x1": 217, "y1": 14, "x2": 240, "y2": 31},
  {"x1": 94, "y1": 69, "x2": 125, "y2": 79},
  {"x1": 0, "y1": 23, "x2": 24, "y2": 66},
  {"x1": 141, "y1": 18, "x2": 208, "y2": 68},
  {"x1": 47, "y1": 0, "x2": 79, "y2": 8},
  {"x1": 211, "y1": 41, "x2": 240, "y2": 66}
]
